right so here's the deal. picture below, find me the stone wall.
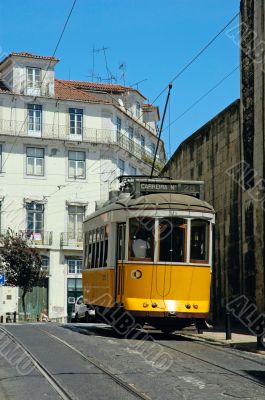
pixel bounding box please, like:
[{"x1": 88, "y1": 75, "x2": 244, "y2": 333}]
[
  {"x1": 240, "y1": 0, "x2": 265, "y2": 313},
  {"x1": 162, "y1": 100, "x2": 241, "y2": 319}
]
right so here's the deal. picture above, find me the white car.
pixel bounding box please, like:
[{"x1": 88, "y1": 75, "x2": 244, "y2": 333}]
[{"x1": 71, "y1": 296, "x2": 95, "y2": 322}]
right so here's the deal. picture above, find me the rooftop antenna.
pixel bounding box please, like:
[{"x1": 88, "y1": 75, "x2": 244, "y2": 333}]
[
  {"x1": 130, "y1": 78, "x2": 147, "y2": 90},
  {"x1": 119, "y1": 62, "x2": 126, "y2": 85},
  {"x1": 102, "y1": 47, "x2": 117, "y2": 83},
  {"x1": 89, "y1": 46, "x2": 117, "y2": 83}
]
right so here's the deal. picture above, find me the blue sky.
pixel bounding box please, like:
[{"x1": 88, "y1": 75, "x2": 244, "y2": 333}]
[{"x1": 0, "y1": 0, "x2": 240, "y2": 158}]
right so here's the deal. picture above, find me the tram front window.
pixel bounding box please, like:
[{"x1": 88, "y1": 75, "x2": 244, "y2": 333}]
[
  {"x1": 129, "y1": 218, "x2": 154, "y2": 260},
  {"x1": 190, "y1": 219, "x2": 209, "y2": 263},
  {"x1": 159, "y1": 218, "x2": 187, "y2": 262}
]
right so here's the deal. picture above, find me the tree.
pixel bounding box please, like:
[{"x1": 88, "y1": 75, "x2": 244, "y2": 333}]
[{"x1": 0, "y1": 229, "x2": 45, "y2": 319}]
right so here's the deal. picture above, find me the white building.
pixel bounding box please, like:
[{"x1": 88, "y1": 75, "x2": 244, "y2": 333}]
[{"x1": 0, "y1": 52, "x2": 165, "y2": 321}]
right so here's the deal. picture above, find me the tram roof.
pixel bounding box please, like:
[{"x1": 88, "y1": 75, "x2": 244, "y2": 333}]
[{"x1": 85, "y1": 193, "x2": 214, "y2": 222}]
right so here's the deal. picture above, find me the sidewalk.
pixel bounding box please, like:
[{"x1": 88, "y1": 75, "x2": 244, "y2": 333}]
[{"x1": 181, "y1": 326, "x2": 265, "y2": 356}]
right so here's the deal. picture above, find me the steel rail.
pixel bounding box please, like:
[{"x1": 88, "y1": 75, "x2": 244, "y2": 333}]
[
  {"x1": 0, "y1": 326, "x2": 77, "y2": 400},
  {"x1": 36, "y1": 326, "x2": 151, "y2": 400},
  {"x1": 176, "y1": 332, "x2": 265, "y2": 367},
  {"x1": 155, "y1": 335, "x2": 265, "y2": 389}
]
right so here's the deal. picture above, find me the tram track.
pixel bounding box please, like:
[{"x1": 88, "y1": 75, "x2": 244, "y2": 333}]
[
  {"x1": 1, "y1": 325, "x2": 151, "y2": 400},
  {"x1": 155, "y1": 334, "x2": 265, "y2": 389},
  {"x1": 0, "y1": 326, "x2": 76, "y2": 400}
]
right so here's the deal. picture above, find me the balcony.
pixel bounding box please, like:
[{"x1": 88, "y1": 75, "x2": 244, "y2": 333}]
[
  {"x1": 19, "y1": 231, "x2": 53, "y2": 246},
  {"x1": 0, "y1": 119, "x2": 165, "y2": 170},
  {"x1": 60, "y1": 232, "x2": 83, "y2": 249}
]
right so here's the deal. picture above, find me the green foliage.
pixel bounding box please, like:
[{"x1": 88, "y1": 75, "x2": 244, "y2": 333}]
[{"x1": 0, "y1": 229, "x2": 46, "y2": 315}]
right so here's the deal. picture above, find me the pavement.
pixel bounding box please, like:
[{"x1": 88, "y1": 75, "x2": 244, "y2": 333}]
[{"x1": 181, "y1": 325, "x2": 265, "y2": 355}]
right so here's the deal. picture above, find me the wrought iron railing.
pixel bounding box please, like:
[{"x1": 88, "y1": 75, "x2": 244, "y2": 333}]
[
  {"x1": 60, "y1": 232, "x2": 83, "y2": 248},
  {"x1": 0, "y1": 119, "x2": 165, "y2": 169},
  {"x1": 19, "y1": 230, "x2": 53, "y2": 246}
]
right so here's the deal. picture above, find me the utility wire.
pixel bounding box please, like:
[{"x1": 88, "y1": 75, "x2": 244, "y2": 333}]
[
  {"x1": 163, "y1": 65, "x2": 240, "y2": 133},
  {"x1": 152, "y1": 12, "x2": 240, "y2": 105},
  {"x1": 1, "y1": 0, "x2": 78, "y2": 170},
  {"x1": 1, "y1": 11, "x2": 239, "y2": 206}
]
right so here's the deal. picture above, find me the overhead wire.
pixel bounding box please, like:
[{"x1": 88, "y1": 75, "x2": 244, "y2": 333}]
[
  {"x1": 0, "y1": 11, "x2": 240, "y2": 215},
  {"x1": 1, "y1": 0, "x2": 78, "y2": 171}
]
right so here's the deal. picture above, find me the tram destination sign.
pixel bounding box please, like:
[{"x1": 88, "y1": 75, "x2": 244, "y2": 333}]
[{"x1": 133, "y1": 180, "x2": 204, "y2": 199}]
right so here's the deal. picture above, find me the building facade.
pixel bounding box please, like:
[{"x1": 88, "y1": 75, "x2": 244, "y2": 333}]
[{"x1": 0, "y1": 52, "x2": 165, "y2": 321}]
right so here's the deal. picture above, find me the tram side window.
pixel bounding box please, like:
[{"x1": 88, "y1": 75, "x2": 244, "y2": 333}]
[
  {"x1": 91, "y1": 230, "x2": 96, "y2": 268},
  {"x1": 97, "y1": 227, "x2": 104, "y2": 268},
  {"x1": 88, "y1": 232, "x2": 92, "y2": 267},
  {"x1": 103, "y1": 230, "x2": 108, "y2": 267},
  {"x1": 95, "y1": 229, "x2": 100, "y2": 268},
  {"x1": 129, "y1": 218, "x2": 154, "y2": 260},
  {"x1": 159, "y1": 218, "x2": 187, "y2": 262},
  {"x1": 84, "y1": 232, "x2": 89, "y2": 268},
  {"x1": 117, "y1": 223, "x2": 126, "y2": 260},
  {"x1": 190, "y1": 220, "x2": 209, "y2": 263}
]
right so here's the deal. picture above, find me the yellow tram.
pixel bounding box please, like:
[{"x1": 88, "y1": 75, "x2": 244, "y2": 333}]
[{"x1": 82, "y1": 178, "x2": 215, "y2": 331}]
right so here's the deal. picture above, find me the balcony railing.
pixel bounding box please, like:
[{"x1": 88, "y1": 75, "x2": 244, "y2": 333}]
[
  {"x1": 60, "y1": 232, "x2": 83, "y2": 248},
  {"x1": 0, "y1": 119, "x2": 165, "y2": 169},
  {"x1": 19, "y1": 230, "x2": 53, "y2": 246}
]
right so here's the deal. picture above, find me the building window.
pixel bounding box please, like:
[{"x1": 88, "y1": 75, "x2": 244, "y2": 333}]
[
  {"x1": 140, "y1": 135, "x2": 145, "y2": 149},
  {"x1": 68, "y1": 151, "x2": 85, "y2": 179},
  {"x1": 130, "y1": 165, "x2": 136, "y2": 175},
  {"x1": 26, "y1": 147, "x2": 44, "y2": 176},
  {"x1": 41, "y1": 255, "x2": 49, "y2": 272},
  {"x1": 116, "y1": 117, "x2": 122, "y2": 142},
  {"x1": 26, "y1": 202, "x2": 44, "y2": 235},
  {"x1": 136, "y1": 101, "x2": 141, "y2": 118},
  {"x1": 118, "y1": 158, "x2": 125, "y2": 176},
  {"x1": 150, "y1": 143, "x2": 156, "y2": 156},
  {"x1": 129, "y1": 126, "x2": 134, "y2": 151},
  {"x1": 68, "y1": 259, "x2": 83, "y2": 274},
  {"x1": 27, "y1": 67, "x2": 41, "y2": 90},
  {"x1": 28, "y1": 104, "x2": 42, "y2": 134},
  {"x1": 68, "y1": 205, "x2": 85, "y2": 240},
  {"x1": 69, "y1": 108, "x2": 83, "y2": 137}
]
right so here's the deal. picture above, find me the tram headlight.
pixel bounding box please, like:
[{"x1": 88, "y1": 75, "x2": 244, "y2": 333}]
[
  {"x1": 143, "y1": 302, "x2": 149, "y2": 308},
  {"x1": 151, "y1": 302, "x2": 158, "y2": 308},
  {"x1": 193, "y1": 304, "x2": 198, "y2": 309},
  {"x1": 185, "y1": 304, "x2": 191, "y2": 309}
]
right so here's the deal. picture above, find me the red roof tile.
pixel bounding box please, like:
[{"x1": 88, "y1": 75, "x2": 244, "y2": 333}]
[
  {"x1": 59, "y1": 79, "x2": 130, "y2": 93},
  {"x1": 58, "y1": 79, "x2": 146, "y2": 99},
  {"x1": 55, "y1": 79, "x2": 109, "y2": 104},
  {"x1": 0, "y1": 52, "x2": 59, "y2": 66}
]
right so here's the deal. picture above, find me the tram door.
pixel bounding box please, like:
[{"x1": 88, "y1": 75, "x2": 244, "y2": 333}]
[{"x1": 116, "y1": 223, "x2": 126, "y2": 303}]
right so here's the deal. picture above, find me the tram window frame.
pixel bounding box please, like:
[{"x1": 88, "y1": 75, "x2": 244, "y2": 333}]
[
  {"x1": 103, "y1": 225, "x2": 108, "y2": 267},
  {"x1": 95, "y1": 228, "x2": 100, "y2": 268},
  {"x1": 128, "y1": 218, "x2": 154, "y2": 261},
  {"x1": 98, "y1": 227, "x2": 104, "y2": 268},
  {"x1": 84, "y1": 232, "x2": 89, "y2": 269},
  {"x1": 190, "y1": 219, "x2": 209, "y2": 264},
  {"x1": 91, "y1": 230, "x2": 96, "y2": 268},
  {"x1": 88, "y1": 232, "x2": 92, "y2": 268},
  {"x1": 117, "y1": 223, "x2": 126, "y2": 261},
  {"x1": 158, "y1": 218, "x2": 187, "y2": 263}
]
